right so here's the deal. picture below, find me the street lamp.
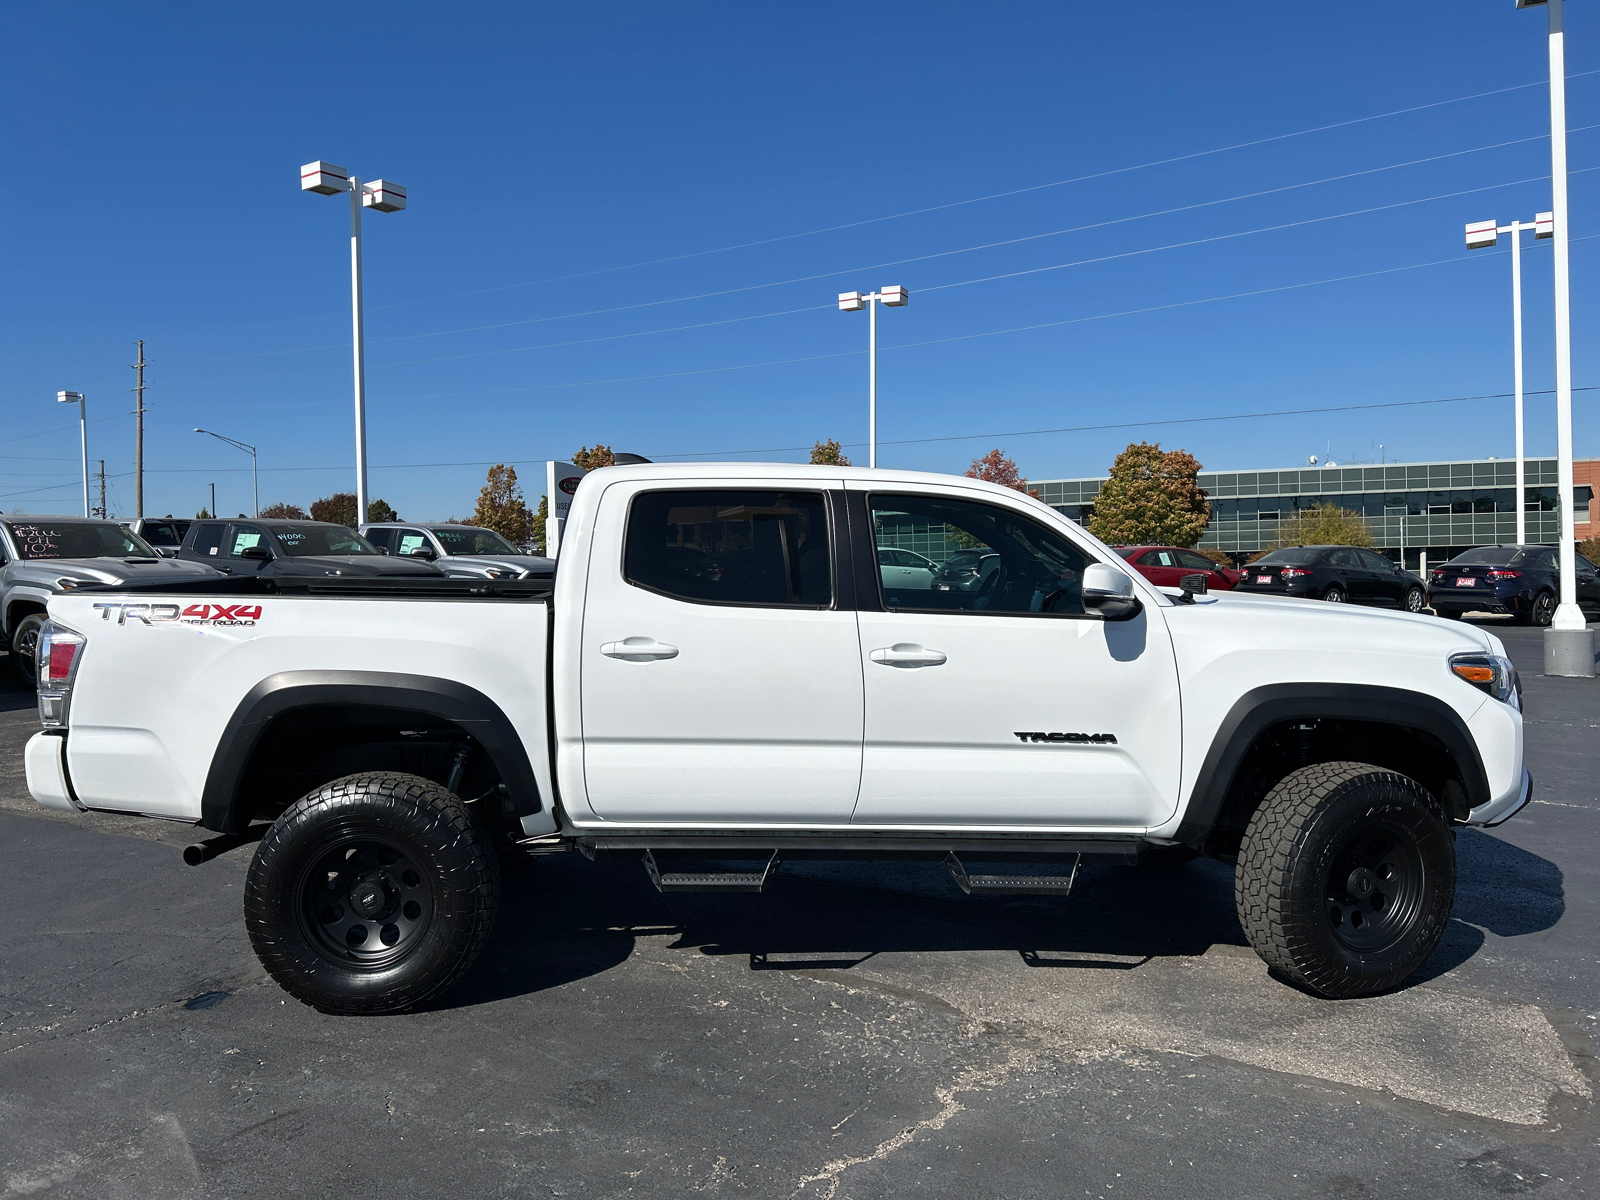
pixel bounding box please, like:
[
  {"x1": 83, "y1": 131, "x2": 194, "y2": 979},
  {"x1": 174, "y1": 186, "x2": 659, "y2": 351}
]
[
  {"x1": 1516, "y1": 0, "x2": 1592, "y2": 674},
  {"x1": 838, "y1": 286, "x2": 909, "y2": 468},
  {"x1": 1464, "y1": 211, "x2": 1553, "y2": 546},
  {"x1": 194, "y1": 429, "x2": 258, "y2": 518},
  {"x1": 300, "y1": 161, "x2": 407, "y2": 526},
  {"x1": 56, "y1": 391, "x2": 87, "y2": 518}
]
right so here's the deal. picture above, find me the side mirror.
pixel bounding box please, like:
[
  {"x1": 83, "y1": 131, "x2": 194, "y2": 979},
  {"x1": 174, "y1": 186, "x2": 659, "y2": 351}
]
[
  {"x1": 408, "y1": 546, "x2": 437, "y2": 560},
  {"x1": 1082, "y1": 562, "x2": 1142, "y2": 620},
  {"x1": 239, "y1": 545, "x2": 272, "y2": 561}
]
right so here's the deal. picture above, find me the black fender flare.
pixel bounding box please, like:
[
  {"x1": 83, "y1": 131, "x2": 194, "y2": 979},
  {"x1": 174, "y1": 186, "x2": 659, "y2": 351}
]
[
  {"x1": 1172, "y1": 683, "x2": 1489, "y2": 842},
  {"x1": 201, "y1": 670, "x2": 541, "y2": 833}
]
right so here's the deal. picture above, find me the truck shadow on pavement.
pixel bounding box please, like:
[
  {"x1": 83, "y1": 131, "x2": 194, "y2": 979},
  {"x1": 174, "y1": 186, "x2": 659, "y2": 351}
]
[
  {"x1": 0, "y1": 666, "x2": 40, "y2": 713},
  {"x1": 442, "y1": 828, "x2": 1563, "y2": 1009}
]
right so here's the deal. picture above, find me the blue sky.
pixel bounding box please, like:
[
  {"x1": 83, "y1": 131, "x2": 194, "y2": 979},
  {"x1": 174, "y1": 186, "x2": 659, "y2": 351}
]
[{"x1": 3, "y1": 2, "x2": 1598, "y2": 519}]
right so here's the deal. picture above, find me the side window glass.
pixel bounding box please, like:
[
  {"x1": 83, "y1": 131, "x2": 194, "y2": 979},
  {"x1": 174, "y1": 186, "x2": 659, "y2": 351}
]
[
  {"x1": 1137, "y1": 551, "x2": 1163, "y2": 566},
  {"x1": 365, "y1": 528, "x2": 394, "y2": 553},
  {"x1": 142, "y1": 522, "x2": 178, "y2": 547},
  {"x1": 623, "y1": 489, "x2": 831, "y2": 607},
  {"x1": 869, "y1": 494, "x2": 1091, "y2": 616},
  {"x1": 1177, "y1": 550, "x2": 1216, "y2": 571},
  {"x1": 228, "y1": 525, "x2": 265, "y2": 557},
  {"x1": 190, "y1": 523, "x2": 226, "y2": 558},
  {"x1": 397, "y1": 530, "x2": 429, "y2": 556},
  {"x1": 1578, "y1": 555, "x2": 1598, "y2": 574},
  {"x1": 1329, "y1": 548, "x2": 1357, "y2": 568}
]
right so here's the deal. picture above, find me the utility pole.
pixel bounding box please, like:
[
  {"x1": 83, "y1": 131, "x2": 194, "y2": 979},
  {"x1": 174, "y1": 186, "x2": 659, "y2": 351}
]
[
  {"x1": 209, "y1": 482, "x2": 216, "y2": 520},
  {"x1": 132, "y1": 340, "x2": 146, "y2": 519},
  {"x1": 95, "y1": 460, "x2": 107, "y2": 520}
]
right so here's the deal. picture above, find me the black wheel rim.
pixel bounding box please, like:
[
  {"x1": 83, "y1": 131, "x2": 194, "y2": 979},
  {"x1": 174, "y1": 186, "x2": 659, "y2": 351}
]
[
  {"x1": 295, "y1": 837, "x2": 434, "y2": 971},
  {"x1": 1323, "y1": 821, "x2": 1426, "y2": 954},
  {"x1": 1535, "y1": 594, "x2": 1554, "y2": 625},
  {"x1": 14, "y1": 625, "x2": 39, "y2": 663}
]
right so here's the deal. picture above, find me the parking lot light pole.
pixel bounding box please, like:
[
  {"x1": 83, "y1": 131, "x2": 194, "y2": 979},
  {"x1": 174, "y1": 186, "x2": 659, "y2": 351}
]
[
  {"x1": 300, "y1": 162, "x2": 407, "y2": 525},
  {"x1": 838, "y1": 286, "x2": 909, "y2": 468},
  {"x1": 194, "y1": 429, "x2": 258, "y2": 518},
  {"x1": 1465, "y1": 212, "x2": 1553, "y2": 546},
  {"x1": 1517, "y1": 0, "x2": 1594, "y2": 673},
  {"x1": 56, "y1": 391, "x2": 88, "y2": 517}
]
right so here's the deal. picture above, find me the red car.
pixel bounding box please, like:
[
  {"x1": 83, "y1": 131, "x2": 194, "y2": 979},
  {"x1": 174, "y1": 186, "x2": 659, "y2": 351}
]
[{"x1": 1116, "y1": 545, "x2": 1242, "y2": 591}]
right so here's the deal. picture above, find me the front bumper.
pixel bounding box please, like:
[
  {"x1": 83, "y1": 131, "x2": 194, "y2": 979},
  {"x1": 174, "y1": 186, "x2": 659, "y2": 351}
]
[
  {"x1": 26, "y1": 731, "x2": 82, "y2": 813},
  {"x1": 1465, "y1": 768, "x2": 1533, "y2": 827}
]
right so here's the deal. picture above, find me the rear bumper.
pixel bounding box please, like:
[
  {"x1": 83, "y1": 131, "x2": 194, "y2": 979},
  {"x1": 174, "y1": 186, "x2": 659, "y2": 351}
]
[
  {"x1": 1465, "y1": 768, "x2": 1533, "y2": 827},
  {"x1": 26, "y1": 731, "x2": 83, "y2": 813}
]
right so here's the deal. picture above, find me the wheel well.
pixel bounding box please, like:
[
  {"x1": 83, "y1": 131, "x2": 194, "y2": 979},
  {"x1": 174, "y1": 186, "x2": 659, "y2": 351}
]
[
  {"x1": 5, "y1": 600, "x2": 45, "y2": 638},
  {"x1": 1204, "y1": 717, "x2": 1470, "y2": 857},
  {"x1": 231, "y1": 704, "x2": 520, "y2": 838}
]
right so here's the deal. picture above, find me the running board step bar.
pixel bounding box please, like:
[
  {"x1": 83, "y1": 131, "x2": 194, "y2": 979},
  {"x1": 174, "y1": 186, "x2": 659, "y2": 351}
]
[
  {"x1": 945, "y1": 851, "x2": 1080, "y2": 896},
  {"x1": 642, "y1": 849, "x2": 781, "y2": 893}
]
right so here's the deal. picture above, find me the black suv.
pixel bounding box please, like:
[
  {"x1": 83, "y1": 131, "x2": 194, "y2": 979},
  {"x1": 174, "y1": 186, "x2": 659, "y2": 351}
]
[
  {"x1": 176, "y1": 520, "x2": 445, "y2": 579},
  {"x1": 1427, "y1": 544, "x2": 1600, "y2": 625},
  {"x1": 1234, "y1": 545, "x2": 1427, "y2": 610}
]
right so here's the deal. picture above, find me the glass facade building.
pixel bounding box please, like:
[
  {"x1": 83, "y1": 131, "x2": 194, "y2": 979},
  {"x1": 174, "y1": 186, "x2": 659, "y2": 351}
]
[{"x1": 1033, "y1": 457, "x2": 1597, "y2": 568}]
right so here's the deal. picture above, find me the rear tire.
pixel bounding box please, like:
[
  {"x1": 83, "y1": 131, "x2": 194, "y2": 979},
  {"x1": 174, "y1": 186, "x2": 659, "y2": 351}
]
[
  {"x1": 1520, "y1": 591, "x2": 1556, "y2": 627},
  {"x1": 1235, "y1": 762, "x2": 1454, "y2": 999},
  {"x1": 244, "y1": 771, "x2": 499, "y2": 1014},
  {"x1": 1321, "y1": 585, "x2": 1347, "y2": 604},
  {"x1": 10, "y1": 613, "x2": 45, "y2": 684}
]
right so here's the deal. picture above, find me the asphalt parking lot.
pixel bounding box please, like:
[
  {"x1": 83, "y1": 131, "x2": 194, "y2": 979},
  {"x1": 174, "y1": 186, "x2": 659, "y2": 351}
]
[{"x1": 1, "y1": 620, "x2": 1596, "y2": 1199}]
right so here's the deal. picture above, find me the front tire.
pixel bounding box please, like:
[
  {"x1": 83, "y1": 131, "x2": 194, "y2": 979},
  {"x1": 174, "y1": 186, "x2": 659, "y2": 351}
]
[
  {"x1": 10, "y1": 613, "x2": 45, "y2": 684},
  {"x1": 244, "y1": 772, "x2": 499, "y2": 1014},
  {"x1": 1235, "y1": 762, "x2": 1455, "y2": 999},
  {"x1": 1403, "y1": 586, "x2": 1426, "y2": 613}
]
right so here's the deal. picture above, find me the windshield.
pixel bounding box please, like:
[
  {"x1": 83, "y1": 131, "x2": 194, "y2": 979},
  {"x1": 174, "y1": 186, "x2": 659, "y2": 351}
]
[
  {"x1": 1446, "y1": 547, "x2": 1522, "y2": 566},
  {"x1": 274, "y1": 526, "x2": 382, "y2": 557},
  {"x1": 7, "y1": 521, "x2": 157, "y2": 560},
  {"x1": 431, "y1": 526, "x2": 521, "y2": 556},
  {"x1": 1255, "y1": 548, "x2": 1322, "y2": 565}
]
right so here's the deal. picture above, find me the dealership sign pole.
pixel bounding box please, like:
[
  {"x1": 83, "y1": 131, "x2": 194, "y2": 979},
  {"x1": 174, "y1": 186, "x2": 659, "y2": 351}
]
[{"x1": 545, "y1": 461, "x2": 585, "y2": 557}]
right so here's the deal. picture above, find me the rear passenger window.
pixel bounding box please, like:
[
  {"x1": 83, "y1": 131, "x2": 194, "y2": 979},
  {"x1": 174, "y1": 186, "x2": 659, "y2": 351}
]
[
  {"x1": 190, "y1": 523, "x2": 226, "y2": 558},
  {"x1": 624, "y1": 489, "x2": 831, "y2": 608}
]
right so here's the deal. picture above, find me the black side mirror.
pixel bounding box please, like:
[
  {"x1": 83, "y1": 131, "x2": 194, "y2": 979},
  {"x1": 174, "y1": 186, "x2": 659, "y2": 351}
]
[{"x1": 239, "y1": 545, "x2": 272, "y2": 561}]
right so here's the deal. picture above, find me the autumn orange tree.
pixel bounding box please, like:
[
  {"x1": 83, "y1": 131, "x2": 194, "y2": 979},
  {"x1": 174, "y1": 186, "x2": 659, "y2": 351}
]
[
  {"x1": 472, "y1": 464, "x2": 534, "y2": 548},
  {"x1": 1087, "y1": 442, "x2": 1210, "y2": 548},
  {"x1": 810, "y1": 439, "x2": 851, "y2": 466},
  {"x1": 966, "y1": 448, "x2": 1037, "y2": 496}
]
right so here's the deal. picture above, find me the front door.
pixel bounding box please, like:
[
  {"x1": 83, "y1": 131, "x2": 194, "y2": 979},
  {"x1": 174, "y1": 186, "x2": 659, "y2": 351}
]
[
  {"x1": 852, "y1": 488, "x2": 1182, "y2": 829},
  {"x1": 578, "y1": 483, "x2": 864, "y2": 825},
  {"x1": 1356, "y1": 549, "x2": 1403, "y2": 605}
]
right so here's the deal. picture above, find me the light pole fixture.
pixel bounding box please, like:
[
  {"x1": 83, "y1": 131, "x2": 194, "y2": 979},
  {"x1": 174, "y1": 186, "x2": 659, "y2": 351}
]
[
  {"x1": 1464, "y1": 211, "x2": 1553, "y2": 546},
  {"x1": 300, "y1": 161, "x2": 407, "y2": 526},
  {"x1": 57, "y1": 391, "x2": 87, "y2": 518},
  {"x1": 1516, "y1": 0, "x2": 1592, "y2": 674},
  {"x1": 194, "y1": 428, "x2": 258, "y2": 518},
  {"x1": 838, "y1": 286, "x2": 909, "y2": 468}
]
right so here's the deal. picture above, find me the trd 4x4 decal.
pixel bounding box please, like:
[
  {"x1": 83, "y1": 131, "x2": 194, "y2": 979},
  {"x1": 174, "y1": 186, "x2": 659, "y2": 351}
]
[{"x1": 92, "y1": 602, "x2": 262, "y2": 627}]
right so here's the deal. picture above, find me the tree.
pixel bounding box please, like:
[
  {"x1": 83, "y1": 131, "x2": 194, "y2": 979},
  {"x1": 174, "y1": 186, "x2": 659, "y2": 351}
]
[
  {"x1": 308, "y1": 494, "x2": 398, "y2": 527},
  {"x1": 1087, "y1": 442, "x2": 1210, "y2": 548},
  {"x1": 310, "y1": 493, "x2": 357, "y2": 527},
  {"x1": 195, "y1": 507, "x2": 212, "y2": 519},
  {"x1": 472, "y1": 464, "x2": 534, "y2": 548},
  {"x1": 966, "y1": 448, "x2": 1038, "y2": 497},
  {"x1": 260, "y1": 502, "x2": 308, "y2": 519},
  {"x1": 1264, "y1": 503, "x2": 1374, "y2": 554},
  {"x1": 1580, "y1": 535, "x2": 1600, "y2": 564},
  {"x1": 529, "y1": 494, "x2": 549, "y2": 556},
  {"x1": 572, "y1": 444, "x2": 614, "y2": 471},
  {"x1": 810, "y1": 439, "x2": 851, "y2": 466}
]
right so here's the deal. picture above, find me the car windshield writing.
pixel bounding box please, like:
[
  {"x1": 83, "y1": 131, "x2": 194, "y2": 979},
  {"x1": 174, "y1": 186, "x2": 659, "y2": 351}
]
[
  {"x1": 432, "y1": 526, "x2": 520, "y2": 556},
  {"x1": 1256, "y1": 548, "x2": 1321, "y2": 565},
  {"x1": 9, "y1": 522, "x2": 156, "y2": 560},
  {"x1": 275, "y1": 527, "x2": 380, "y2": 556}
]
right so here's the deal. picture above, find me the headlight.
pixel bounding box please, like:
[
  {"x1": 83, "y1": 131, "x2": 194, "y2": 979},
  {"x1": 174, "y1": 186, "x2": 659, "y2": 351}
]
[
  {"x1": 1449, "y1": 652, "x2": 1521, "y2": 709},
  {"x1": 55, "y1": 578, "x2": 83, "y2": 590}
]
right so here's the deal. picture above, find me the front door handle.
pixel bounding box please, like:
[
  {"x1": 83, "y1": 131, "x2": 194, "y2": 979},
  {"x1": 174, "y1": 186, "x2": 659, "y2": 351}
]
[
  {"x1": 870, "y1": 643, "x2": 948, "y2": 668},
  {"x1": 600, "y1": 636, "x2": 680, "y2": 661}
]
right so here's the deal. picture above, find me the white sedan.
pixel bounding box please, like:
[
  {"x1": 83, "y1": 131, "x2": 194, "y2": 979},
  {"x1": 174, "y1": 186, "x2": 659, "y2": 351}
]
[{"x1": 877, "y1": 546, "x2": 937, "y2": 590}]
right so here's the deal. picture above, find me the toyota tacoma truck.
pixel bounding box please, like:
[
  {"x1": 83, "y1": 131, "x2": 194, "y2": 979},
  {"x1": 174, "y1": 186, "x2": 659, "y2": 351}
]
[{"x1": 23, "y1": 464, "x2": 1530, "y2": 1014}]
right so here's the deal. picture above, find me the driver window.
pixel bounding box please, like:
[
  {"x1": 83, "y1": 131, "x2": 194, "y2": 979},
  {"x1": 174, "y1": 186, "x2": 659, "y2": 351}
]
[
  {"x1": 396, "y1": 530, "x2": 430, "y2": 556},
  {"x1": 227, "y1": 525, "x2": 266, "y2": 557},
  {"x1": 869, "y1": 494, "x2": 1091, "y2": 615}
]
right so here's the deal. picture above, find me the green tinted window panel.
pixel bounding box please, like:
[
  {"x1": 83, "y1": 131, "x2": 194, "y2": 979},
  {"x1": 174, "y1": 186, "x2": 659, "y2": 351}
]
[{"x1": 1235, "y1": 473, "x2": 1258, "y2": 492}]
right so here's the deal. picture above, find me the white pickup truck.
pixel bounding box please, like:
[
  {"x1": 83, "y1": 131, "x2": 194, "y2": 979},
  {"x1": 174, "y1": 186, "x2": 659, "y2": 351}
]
[{"x1": 24, "y1": 464, "x2": 1530, "y2": 1014}]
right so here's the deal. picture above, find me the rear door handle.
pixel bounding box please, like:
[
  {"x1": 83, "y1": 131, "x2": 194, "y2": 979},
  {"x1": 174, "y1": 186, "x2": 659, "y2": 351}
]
[
  {"x1": 600, "y1": 637, "x2": 680, "y2": 661},
  {"x1": 869, "y1": 643, "x2": 948, "y2": 668}
]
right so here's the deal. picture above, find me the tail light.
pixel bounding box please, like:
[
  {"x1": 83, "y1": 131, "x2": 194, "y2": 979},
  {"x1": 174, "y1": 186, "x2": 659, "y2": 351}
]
[
  {"x1": 1279, "y1": 567, "x2": 1313, "y2": 579},
  {"x1": 1485, "y1": 569, "x2": 1521, "y2": 581},
  {"x1": 1430, "y1": 570, "x2": 1447, "y2": 581},
  {"x1": 37, "y1": 621, "x2": 85, "y2": 729}
]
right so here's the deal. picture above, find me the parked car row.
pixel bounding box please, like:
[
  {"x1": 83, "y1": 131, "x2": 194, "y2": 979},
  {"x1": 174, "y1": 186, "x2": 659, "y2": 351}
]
[{"x1": 1427, "y1": 544, "x2": 1600, "y2": 626}]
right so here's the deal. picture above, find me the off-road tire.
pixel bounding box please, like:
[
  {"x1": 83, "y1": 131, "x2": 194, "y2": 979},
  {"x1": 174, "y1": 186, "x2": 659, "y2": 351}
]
[
  {"x1": 1235, "y1": 761, "x2": 1454, "y2": 999},
  {"x1": 245, "y1": 771, "x2": 499, "y2": 1015},
  {"x1": 10, "y1": 613, "x2": 45, "y2": 684}
]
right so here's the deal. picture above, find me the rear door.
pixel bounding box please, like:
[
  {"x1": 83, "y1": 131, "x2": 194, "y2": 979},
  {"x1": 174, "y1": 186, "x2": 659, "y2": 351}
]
[
  {"x1": 1326, "y1": 547, "x2": 1372, "y2": 601},
  {"x1": 851, "y1": 487, "x2": 1182, "y2": 829},
  {"x1": 577, "y1": 481, "x2": 864, "y2": 824}
]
